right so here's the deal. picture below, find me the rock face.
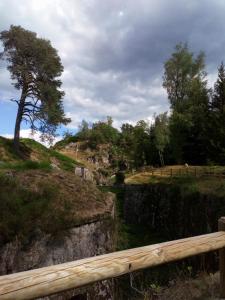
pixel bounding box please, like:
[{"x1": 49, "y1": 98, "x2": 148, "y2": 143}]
[
  {"x1": 0, "y1": 203, "x2": 115, "y2": 299},
  {"x1": 123, "y1": 184, "x2": 225, "y2": 239},
  {"x1": 75, "y1": 167, "x2": 94, "y2": 182}
]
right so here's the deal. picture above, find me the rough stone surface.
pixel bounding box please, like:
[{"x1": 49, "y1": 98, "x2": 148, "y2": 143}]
[{"x1": 0, "y1": 206, "x2": 115, "y2": 299}]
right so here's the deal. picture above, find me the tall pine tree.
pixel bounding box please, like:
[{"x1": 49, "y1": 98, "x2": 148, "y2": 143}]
[{"x1": 209, "y1": 62, "x2": 225, "y2": 163}]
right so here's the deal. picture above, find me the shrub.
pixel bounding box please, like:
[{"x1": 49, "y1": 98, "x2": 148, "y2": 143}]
[{"x1": 115, "y1": 171, "x2": 125, "y2": 185}]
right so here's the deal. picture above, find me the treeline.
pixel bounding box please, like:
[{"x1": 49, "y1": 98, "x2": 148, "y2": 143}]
[{"x1": 60, "y1": 43, "x2": 225, "y2": 167}]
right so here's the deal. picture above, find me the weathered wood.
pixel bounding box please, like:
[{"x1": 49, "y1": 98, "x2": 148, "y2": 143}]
[
  {"x1": 1, "y1": 232, "x2": 225, "y2": 300},
  {"x1": 219, "y1": 217, "x2": 225, "y2": 298}
]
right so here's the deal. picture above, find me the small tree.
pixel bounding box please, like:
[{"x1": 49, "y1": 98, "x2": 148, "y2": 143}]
[
  {"x1": 154, "y1": 113, "x2": 170, "y2": 166},
  {"x1": 209, "y1": 62, "x2": 225, "y2": 163},
  {"x1": 212, "y1": 62, "x2": 225, "y2": 113},
  {"x1": 163, "y1": 43, "x2": 205, "y2": 113},
  {"x1": 0, "y1": 25, "x2": 70, "y2": 151}
]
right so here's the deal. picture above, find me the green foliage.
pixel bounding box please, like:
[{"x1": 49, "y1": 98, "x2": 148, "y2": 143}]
[
  {"x1": 209, "y1": 62, "x2": 225, "y2": 164},
  {"x1": 0, "y1": 160, "x2": 51, "y2": 171},
  {"x1": 50, "y1": 150, "x2": 79, "y2": 171},
  {"x1": 163, "y1": 43, "x2": 206, "y2": 112},
  {"x1": 54, "y1": 135, "x2": 78, "y2": 149},
  {"x1": 88, "y1": 120, "x2": 120, "y2": 148},
  {"x1": 153, "y1": 113, "x2": 170, "y2": 166},
  {"x1": 53, "y1": 45, "x2": 225, "y2": 167},
  {"x1": 0, "y1": 136, "x2": 79, "y2": 172},
  {"x1": 0, "y1": 175, "x2": 57, "y2": 244},
  {"x1": 163, "y1": 43, "x2": 210, "y2": 164},
  {"x1": 115, "y1": 171, "x2": 125, "y2": 184},
  {"x1": 0, "y1": 25, "x2": 70, "y2": 146}
]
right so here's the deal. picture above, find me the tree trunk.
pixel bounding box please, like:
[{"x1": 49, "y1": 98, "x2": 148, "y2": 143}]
[
  {"x1": 13, "y1": 91, "x2": 26, "y2": 153},
  {"x1": 158, "y1": 150, "x2": 164, "y2": 167}
]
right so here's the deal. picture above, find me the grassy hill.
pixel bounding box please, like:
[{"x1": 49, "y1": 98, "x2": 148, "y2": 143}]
[
  {"x1": 0, "y1": 136, "x2": 81, "y2": 172},
  {"x1": 0, "y1": 169, "x2": 114, "y2": 245},
  {"x1": 0, "y1": 136, "x2": 114, "y2": 245}
]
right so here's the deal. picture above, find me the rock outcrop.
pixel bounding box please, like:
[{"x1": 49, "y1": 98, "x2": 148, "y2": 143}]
[{"x1": 0, "y1": 193, "x2": 116, "y2": 300}]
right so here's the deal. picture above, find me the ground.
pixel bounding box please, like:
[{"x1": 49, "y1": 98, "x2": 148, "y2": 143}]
[
  {"x1": 0, "y1": 136, "x2": 80, "y2": 172},
  {"x1": 0, "y1": 137, "x2": 114, "y2": 244},
  {"x1": 147, "y1": 272, "x2": 220, "y2": 300}
]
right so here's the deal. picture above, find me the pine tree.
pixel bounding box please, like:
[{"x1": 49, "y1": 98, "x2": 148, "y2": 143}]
[
  {"x1": 0, "y1": 25, "x2": 70, "y2": 152},
  {"x1": 212, "y1": 62, "x2": 225, "y2": 113}
]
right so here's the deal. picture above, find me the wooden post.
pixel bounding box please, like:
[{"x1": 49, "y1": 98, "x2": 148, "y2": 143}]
[{"x1": 219, "y1": 217, "x2": 225, "y2": 298}]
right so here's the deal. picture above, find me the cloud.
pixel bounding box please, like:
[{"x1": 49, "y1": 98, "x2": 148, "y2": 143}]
[
  {"x1": 1, "y1": 129, "x2": 62, "y2": 147},
  {"x1": 1, "y1": 0, "x2": 225, "y2": 132}
]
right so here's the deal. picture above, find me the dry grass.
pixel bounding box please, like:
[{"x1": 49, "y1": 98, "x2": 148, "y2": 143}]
[
  {"x1": 126, "y1": 165, "x2": 225, "y2": 185},
  {"x1": 0, "y1": 137, "x2": 80, "y2": 171},
  {"x1": 0, "y1": 169, "x2": 114, "y2": 243},
  {"x1": 14, "y1": 169, "x2": 114, "y2": 223},
  {"x1": 154, "y1": 272, "x2": 219, "y2": 300}
]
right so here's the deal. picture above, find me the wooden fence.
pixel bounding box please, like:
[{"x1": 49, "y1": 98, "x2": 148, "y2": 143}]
[
  {"x1": 145, "y1": 167, "x2": 225, "y2": 178},
  {"x1": 1, "y1": 217, "x2": 225, "y2": 299}
]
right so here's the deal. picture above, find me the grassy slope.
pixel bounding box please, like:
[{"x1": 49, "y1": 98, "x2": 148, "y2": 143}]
[
  {"x1": 126, "y1": 168, "x2": 225, "y2": 197},
  {"x1": 0, "y1": 169, "x2": 113, "y2": 245},
  {"x1": 126, "y1": 165, "x2": 225, "y2": 184},
  {"x1": 0, "y1": 136, "x2": 81, "y2": 171},
  {"x1": 0, "y1": 137, "x2": 114, "y2": 244}
]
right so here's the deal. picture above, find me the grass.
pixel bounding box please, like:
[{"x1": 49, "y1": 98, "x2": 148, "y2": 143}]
[
  {"x1": 0, "y1": 136, "x2": 80, "y2": 172},
  {"x1": 0, "y1": 173, "x2": 58, "y2": 244},
  {"x1": 0, "y1": 170, "x2": 110, "y2": 245},
  {"x1": 126, "y1": 165, "x2": 225, "y2": 184},
  {"x1": 50, "y1": 149, "x2": 81, "y2": 171},
  {"x1": 125, "y1": 170, "x2": 225, "y2": 198},
  {"x1": 0, "y1": 160, "x2": 52, "y2": 171}
]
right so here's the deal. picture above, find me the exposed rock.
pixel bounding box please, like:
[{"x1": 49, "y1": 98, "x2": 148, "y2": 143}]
[
  {"x1": 0, "y1": 174, "x2": 116, "y2": 300},
  {"x1": 51, "y1": 163, "x2": 60, "y2": 170},
  {"x1": 0, "y1": 211, "x2": 115, "y2": 300},
  {"x1": 75, "y1": 167, "x2": 94, "y2": 181}
]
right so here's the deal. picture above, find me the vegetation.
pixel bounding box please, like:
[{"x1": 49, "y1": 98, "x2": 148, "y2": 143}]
[
  {"x1": 0, "y1": 170, "x2": 109, "y2": 245},
  {"x1": 0, "y1": 136, "x2": 79, "y2": 171},
  {"x1": 56, "y1": 43, "x2": 225, "y2": 169},
  {"x1": 0, "y1": 25, "x2": 70, "y2": 152}
]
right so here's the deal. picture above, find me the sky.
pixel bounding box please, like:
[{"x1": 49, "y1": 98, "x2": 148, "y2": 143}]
[{"x1": 1, "y1": 0, "x2": 225, "y2": 143}]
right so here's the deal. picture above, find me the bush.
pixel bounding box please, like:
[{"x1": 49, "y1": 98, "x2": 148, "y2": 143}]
[
  {"x1": 0, "y1": 175, "x2": 56, "y2": 244},
  {"x1": 115, "y1": 171, "x2": 125, "y2": 185}
]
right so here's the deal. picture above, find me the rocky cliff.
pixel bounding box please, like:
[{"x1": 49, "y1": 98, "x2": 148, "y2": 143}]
[
  {"x1": 0, "y1": 217, "x2": 115, "y2": 299},
  {"x1": 124, "y1": 182, "x2": 225, "y2": 239},
  {"x1": 0, "y1": 170, "x2": 116, "y2": 299}
]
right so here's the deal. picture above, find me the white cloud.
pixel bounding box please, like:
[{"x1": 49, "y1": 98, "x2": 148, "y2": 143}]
[{"x1": 1, "y1": 0, "x2": 225, "y2": 133}]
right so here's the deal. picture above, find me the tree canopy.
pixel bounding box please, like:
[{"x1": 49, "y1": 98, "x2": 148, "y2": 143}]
[{"x1": 0, "y1": 25, "x2": 70, "y2": 151}]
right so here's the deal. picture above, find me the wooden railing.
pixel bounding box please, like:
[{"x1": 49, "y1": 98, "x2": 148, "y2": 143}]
[
  {"x1": 1, "y1": 217, "x2": 225, "y2": 299},
  {"x1": 139, "y1": 166, "x2": 225, "y2": 178}
]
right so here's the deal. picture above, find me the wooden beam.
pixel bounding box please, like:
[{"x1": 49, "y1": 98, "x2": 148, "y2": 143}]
[
  {"x1": 219, "y1": 217, "x2": 225, "y2": 298},
  {"x1": 1, "y1": 232, "x2": 225, "y2": 300}
]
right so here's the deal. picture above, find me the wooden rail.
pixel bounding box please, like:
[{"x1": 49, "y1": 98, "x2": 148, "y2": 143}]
[
  {"x1": 1, "y1": 219, "x2": 225, "y2": 300},
  {"x1": 141, "y1": 167, "x2": 225, "y2": 178}
]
